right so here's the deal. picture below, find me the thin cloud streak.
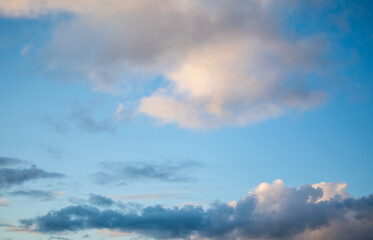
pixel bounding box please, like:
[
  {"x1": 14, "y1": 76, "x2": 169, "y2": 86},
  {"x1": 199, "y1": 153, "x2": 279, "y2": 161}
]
[
  {"x1": 93, "y1": 160, "x2": 201, "y2": 185},
  {"x1": 7, "y1": 190, "x2": 63, "y2": 200}
]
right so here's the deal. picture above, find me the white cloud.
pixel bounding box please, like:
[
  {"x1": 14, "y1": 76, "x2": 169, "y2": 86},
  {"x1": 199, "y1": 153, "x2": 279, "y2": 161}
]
[
  {"x1": 0, "y1": 0, "x2": 333, "y2": 128},
  {"x1": 312, "y1": 182, "x2": 350, "y2": 202},
  {"x1": 139, "y1": 36, "x2": 328, "y2": 128}
]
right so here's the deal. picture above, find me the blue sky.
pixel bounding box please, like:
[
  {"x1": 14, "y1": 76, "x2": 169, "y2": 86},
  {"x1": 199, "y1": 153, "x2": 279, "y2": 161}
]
[{"x1": 0, "y1": 1, "x2": 373, "y2": 240}]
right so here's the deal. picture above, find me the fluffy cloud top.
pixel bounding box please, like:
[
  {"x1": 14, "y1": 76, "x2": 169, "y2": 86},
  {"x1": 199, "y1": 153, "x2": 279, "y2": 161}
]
[
  {"x1": 20, "y1": 180, "x2": 373, "y2": 240},
  {"x1": 0, "y1": 0, "x2": 343, "y2": 128}
]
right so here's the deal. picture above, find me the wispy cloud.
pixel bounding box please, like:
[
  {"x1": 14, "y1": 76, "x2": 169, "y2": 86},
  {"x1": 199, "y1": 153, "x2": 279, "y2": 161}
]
[
  {"x1": 41, "y1": 145, "x2": 64, "y2": 159},
  {"x1": 20, "y1": 44, "x2": 30, "y2": 56},
  {"x1": 43, "y1": 104, "x2": 125, "y2": 135},
  {"x1": 7, "y1": 190, "x2": 63, "y2": 201},
  {"x1": 0, "y1": 165, "x2": 64, "y2": 189},
  {"x1": 0, "y1": 156, "x2": 27, "y2": 167},
  {"x1": 92, "y1": 160, "x2": 201, "y2": 185},
  {"x1": 112, "y1": 193, "x2": 187, "y2": 201},
  {"x1": 19, "y1": 180, "x2": 373, "y2": 240}
]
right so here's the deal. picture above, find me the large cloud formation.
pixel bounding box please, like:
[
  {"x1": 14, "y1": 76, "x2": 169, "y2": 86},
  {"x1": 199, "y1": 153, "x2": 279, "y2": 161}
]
[
  {"x1": 20, "y1": 180, "x2": 373, "y2": 240},
  {"x1": 0, "y1": 0, "x2": 355, "y2": 128}
]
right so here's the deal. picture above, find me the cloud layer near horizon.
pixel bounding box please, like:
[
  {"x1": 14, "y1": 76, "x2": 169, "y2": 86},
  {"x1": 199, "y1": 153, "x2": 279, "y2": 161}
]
[
  {"x1": 0, "y1": 0, "x2": 343, "y2": 128},
  {"x1": 19, "y1": 180, "x2": 373, "y2": 240}
]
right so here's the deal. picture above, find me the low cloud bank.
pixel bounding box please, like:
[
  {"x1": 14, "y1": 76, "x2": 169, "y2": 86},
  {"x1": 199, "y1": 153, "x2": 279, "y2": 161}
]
[{"x1": 20, "y1": 180, "x2": 373, "y2": 240}]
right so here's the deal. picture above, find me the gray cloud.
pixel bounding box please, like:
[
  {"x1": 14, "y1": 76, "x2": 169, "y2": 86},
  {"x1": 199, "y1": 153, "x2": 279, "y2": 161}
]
[
  {"x1": 41, "y1": 145, "x2": 64, "y2": 159},
  {"x1": 7, "y1": 190, "x2": 61, "y2": 200},
  {"x1": 70, "y1": 107, "x2": 116, "y2": 134},
  {"x1": 92, "y1": 160, "x2": 201, "y2": 185},
  {"x1": 88, "y1": 194, "x2": 115, "y2": 207},
  {"x1": 43, "y1": 104, "x2": 121, "y2": 135},
  {"x1": 0, "y1": 157, "x2": 27, "y2": 167},
  {"x1": 19, "y1": 180, "x2": 373, "y2": 240},
  {"x1": 0, "y1": 165, "x2": 64, "y2": 189}
]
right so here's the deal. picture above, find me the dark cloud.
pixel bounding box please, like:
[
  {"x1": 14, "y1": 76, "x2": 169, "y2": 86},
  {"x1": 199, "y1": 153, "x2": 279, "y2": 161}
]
[
  {"x1": 19, "y1": 182, "x2": 373, "y2": 240},
  {"x1": 0, "y1": 165, "x2": 64, "y2": 188},
  {"x1": 7, "y1": 190, "x2": 60, "y2": 200},
  {"x1": 0, "y1": 157, "x2": 26, "y2": 167},
  {"x1": 92, "y1": 160, "x2": 201, "y2": 185}
]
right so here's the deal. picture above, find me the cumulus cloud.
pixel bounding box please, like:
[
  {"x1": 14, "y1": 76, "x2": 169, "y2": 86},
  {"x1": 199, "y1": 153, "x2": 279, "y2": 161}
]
[
  {"x1": 93, "y1": 160, "x2": 201, "y2": 185},
  {"x1": 138, "y1": 36, "x2": 328, "y2": 128},
  {"x1": 19, "y1": 180, "x2": 373, "y2": 240},
  {"x1": 0, "y1": 165, "x2": 64, "y2": 188},
  {"x1": 312, "y1": 182, "x2": 350, "y2": 202},
  {"x1": 0, "y1": 0, "x2": 346, "y2": 128}
]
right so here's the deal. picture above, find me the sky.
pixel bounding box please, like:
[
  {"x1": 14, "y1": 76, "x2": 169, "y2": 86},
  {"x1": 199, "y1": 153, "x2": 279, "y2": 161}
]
[{"x1": 0, "y1": 0, "x2": 373, "y2": 240}]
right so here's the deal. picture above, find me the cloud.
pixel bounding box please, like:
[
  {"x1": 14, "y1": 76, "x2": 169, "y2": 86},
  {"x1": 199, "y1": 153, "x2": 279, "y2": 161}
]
[
  {"x1": 0, "y1": 0, "x2": 350, "y2": 128},
  {"x1": 43, "y1": 104, "x2": 123, "y2": 134},
  {"x1": 20, "y1": 44, "x2": 30, "y2": 55},
  {"x1": 0, "y1": 156, "x2": 27, "y2": 167},
  {"x1": 112, "y1": 193, "x2": 187, "y2": 201},
  {"x1": 19, "y1": 180, "x2": 373, "y2": 240},
  {"x1": 41, "y1": 145, "x2": 64, "y2": 159},
  {"x1": 0, "y1": 165, "x2": 64, "y2": 188},
  {"x1": 312, "y1": 182, "x2": 350, "y2": 202},
  {"x1": 69, "y1": 107, "x2": 117, "y2": 134},
  {"x1": 7, "y1": 190, "x2": 63, "y2": 200},
  {"x1": 88, "y1": 194, "x2": 115, "y2": 207},
  {"x1": 93, "y1": 160, "x2": 201, "y2": 185},
  {"x1": 138, "y1": 35, "x2": 329, "y2": 128}
]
